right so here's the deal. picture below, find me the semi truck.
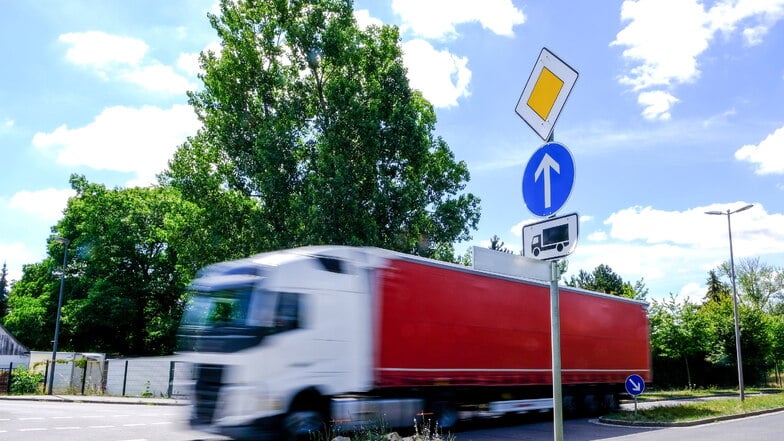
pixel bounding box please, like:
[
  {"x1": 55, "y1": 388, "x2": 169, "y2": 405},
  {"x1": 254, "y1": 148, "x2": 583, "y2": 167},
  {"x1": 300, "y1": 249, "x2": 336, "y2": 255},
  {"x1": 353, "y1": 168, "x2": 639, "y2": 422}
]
[{"x1": 178, "y1": 246, "x2": 650, "y2": 440}]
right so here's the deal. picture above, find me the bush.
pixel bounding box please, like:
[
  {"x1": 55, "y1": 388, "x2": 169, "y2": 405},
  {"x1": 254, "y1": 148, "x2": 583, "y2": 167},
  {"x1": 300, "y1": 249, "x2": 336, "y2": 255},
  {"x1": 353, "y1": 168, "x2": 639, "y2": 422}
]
[{"x1": 10, "y1": 366, "x2": 44, "y2": 394}]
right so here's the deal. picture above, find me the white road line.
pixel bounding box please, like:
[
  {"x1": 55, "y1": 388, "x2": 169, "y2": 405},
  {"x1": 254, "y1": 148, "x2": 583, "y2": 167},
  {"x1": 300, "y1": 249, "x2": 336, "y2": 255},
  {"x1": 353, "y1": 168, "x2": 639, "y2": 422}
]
[
  {"x1": 53, "y1": 416, "x2": 74, "y2": 419},
  {"x1": 19, "y1": 428, "x2": 46, "y2": 431},
  {"x1": 19, "y1": 417, "x2": 45, "y2": 420},
  {"x1": 55, "y1": 426, "x2": 81, "y2": 430},
  {"x1": 150, "y1": 421, "x2": 171, "y2": 425},
  {"x1": 123, "y1": 423, "x2": 147, "y2": 427},
  {"x1": 88, "y1": 425, "x2": 115, "y2": 429}
]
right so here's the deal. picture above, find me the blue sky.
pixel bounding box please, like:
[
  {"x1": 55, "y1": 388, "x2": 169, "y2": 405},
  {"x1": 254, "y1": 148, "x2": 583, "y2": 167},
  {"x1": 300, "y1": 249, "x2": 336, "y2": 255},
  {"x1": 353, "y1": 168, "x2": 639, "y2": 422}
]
[{"x1": 1, "y1": 0, "x2": 783, "y2": 301}]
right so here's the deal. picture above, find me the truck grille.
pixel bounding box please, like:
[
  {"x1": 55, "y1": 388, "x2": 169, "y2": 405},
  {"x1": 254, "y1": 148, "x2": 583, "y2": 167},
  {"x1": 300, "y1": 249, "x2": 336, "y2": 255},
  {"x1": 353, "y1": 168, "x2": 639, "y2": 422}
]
[{"x1": 191, "y1": 364, "x2": 224, "y2": 425}]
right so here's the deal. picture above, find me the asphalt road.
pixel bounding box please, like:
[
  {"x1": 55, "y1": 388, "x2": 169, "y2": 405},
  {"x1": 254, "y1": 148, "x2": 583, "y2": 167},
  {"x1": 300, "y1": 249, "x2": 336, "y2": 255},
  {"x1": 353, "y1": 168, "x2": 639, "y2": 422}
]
[
  {"x1": 2, "y1": 397, "x2": 784, "y2": 441},
  {"x1": 0, "y1": 400, "x2": 223, "y2": 441},
  {"x1": 456, "y1": 409, "x2": 784, "y2": 441}
]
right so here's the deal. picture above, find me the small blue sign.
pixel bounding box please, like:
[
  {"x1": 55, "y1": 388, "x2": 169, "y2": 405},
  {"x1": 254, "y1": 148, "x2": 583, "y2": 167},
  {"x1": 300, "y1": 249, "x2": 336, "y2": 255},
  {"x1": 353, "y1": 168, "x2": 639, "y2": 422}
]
[
  {"x1": 625, "y1": 374, "x2": 646, "y2": 396},
  {"x1": 522, "y1": 142, "x2": 575, "y2": 217}
]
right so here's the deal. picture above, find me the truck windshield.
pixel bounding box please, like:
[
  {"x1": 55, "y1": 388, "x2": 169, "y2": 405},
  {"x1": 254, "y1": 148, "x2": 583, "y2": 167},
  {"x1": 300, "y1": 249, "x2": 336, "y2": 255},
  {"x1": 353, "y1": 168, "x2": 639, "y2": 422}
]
[
  {"x1": 181, "y1": 288, "x2": 255, "y2": 327},
  {"x1": 178, "y1": 285, "x2": 300, "y2": 353}
]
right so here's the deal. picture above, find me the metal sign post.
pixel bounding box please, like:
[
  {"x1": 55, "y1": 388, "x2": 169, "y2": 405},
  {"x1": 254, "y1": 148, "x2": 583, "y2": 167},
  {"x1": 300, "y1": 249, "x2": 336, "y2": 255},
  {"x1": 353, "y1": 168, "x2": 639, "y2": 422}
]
[
  {"x1": 550, "y1": 260, "x2": 563, "y2": 441},
  {"x1": 516, "y1": 48, "x2": 578, "y2": 441}
]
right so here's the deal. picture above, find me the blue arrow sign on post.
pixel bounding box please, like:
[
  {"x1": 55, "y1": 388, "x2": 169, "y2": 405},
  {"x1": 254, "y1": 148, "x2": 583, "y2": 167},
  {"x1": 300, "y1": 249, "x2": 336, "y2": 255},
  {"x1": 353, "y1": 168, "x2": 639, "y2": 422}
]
[
  {"x1": 625, "y1": 374, "x2": 646, "y2": 396},
  {"x1": 522, "y1": 142, "x2": 575, "y2": 217}
]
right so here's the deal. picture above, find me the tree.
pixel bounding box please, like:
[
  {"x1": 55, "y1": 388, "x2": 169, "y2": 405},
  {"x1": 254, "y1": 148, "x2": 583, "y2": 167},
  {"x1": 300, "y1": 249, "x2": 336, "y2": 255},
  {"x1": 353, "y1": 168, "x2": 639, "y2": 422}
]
[
  {"x1": 0, "y1": 262, "x2": 8, "y2": 319},
  {"x1": 700, "y1": 296, "x2": 772, "y2": 385},
  {"x1": 705, "y1": 269, "x2": 730, "y2": 303},
  {"x1": 5, "y1": 175, "x2": 203, "y2": 355},
  {"x1": 566, "y1": 264, "x2": 647, "y2": 300},
  {"x1": 715, "y1": 258, "x2": 784, "y2": 311},
  {"x1": 163, "y1": 0, "x2": 480, "y2": 258},
  {"x1": 2, "y1": 261, "x2": 56, "y2": 348},
  {"x1": 488, "y1": 235, "x2": 511, "y2": 253},
  {"x1": 649, "y1": 295, "x2": 709, "y2": 387}
]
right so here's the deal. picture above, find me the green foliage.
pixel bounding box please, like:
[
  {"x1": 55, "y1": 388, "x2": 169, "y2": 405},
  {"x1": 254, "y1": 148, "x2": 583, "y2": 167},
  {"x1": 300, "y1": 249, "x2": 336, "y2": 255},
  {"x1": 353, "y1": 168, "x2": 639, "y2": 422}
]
[
  {"x1": 605, "y1": 392, "x2": 784, "y2": 423},
  {"x1": 162, "y1": 0, "x2": 480, "y2": 260},
  {"x1": 705, "y1": 269, "x2": 730, "y2": 303},
  {"x1": 6, "y1": 175, "x2": 203, "y2": 355},
  {"x1": 3, "y1": 261, "x2": 56, "y2": 348},
  {"x1": 0, "y1": 262, "x2": 8, "y2": 319},
  {"x1": 566, "y1": 264, "x2": 648, "y2": 300},
  {"x1": 10, "y1": 365, "x2": 44, "y2": 394},
  {"x1": 649, "y1": 296, "x2": 709, "y2": 386},
  {"x1": 488, "y1": 235, "x2": 512, "y2": 253}
]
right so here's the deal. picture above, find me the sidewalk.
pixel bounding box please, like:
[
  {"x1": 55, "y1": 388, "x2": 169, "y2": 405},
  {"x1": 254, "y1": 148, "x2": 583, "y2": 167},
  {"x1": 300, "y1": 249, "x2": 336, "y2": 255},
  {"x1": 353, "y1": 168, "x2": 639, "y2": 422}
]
[{"x1": 0, "y1": 393, "x2": 188, "y2": 406}]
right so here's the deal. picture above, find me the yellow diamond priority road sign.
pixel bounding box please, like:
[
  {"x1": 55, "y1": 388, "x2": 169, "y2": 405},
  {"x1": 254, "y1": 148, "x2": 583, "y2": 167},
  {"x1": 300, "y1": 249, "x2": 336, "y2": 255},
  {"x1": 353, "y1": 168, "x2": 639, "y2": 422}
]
[{"x1": 516, "y1": 48, "x2": 578, "y2": 141}]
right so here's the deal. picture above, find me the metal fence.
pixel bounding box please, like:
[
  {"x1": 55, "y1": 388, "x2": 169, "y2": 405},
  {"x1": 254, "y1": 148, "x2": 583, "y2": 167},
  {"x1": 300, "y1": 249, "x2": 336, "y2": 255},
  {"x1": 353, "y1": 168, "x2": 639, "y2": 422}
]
[
  {"x1": 2, "y1": 357, "x2": 192, "y2": 397},
  {"x1": 0, "y1": 364, "x2": 11, "y2": 394}
]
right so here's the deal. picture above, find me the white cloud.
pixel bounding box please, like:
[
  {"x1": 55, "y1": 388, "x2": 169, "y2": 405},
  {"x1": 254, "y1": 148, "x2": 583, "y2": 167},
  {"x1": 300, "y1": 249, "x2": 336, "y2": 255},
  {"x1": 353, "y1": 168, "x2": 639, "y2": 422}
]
[
  {"x1": 612, "y1": 0, "x2": 784, "y2": 119},
  {"x1": 402, "y1": 39, "x2": 471, "y2": 108},
  {"x1": 554, "y1": 202, "x2": 784, "y2": 297},
  {"x1": 392, "y1": 0, "x2": 525, "y2": 39},
  {"x1": 120, "y1": 64, "x2": 197, "y2": 94},
  {"x1": 0, "y1": 241, "x2": 39, "y2": 283},
  {"x1": 60, "y1": 31, "x2": 148, "y2": 68},
  {"x1": 32, "y1": 104, "x2": 201, "y2": 187},
  {"x1": 354, "y1": 9, "x2": 383, "y2": 30},
  {"x1": 708, "y1": 0, "x2": 784, "y2": 45},
  {"x1": 676, "y1": 282, "x2": 706, "y2": 304},
  {"x1": 638, "y1": 90, "x2": 679, "y2": 121},
  {"x1": 8, "y1": 188, "x2": 75, "y2": 222},
  {"x1": 59, "y1": 31, "x2": 196, "y2": 95},
  {"x1": 0, "y1": 117, "x2": 13, "y2": 135},
  {"x1": 735, "y1": 125, "x2": 784, "y2": 175},
  {"x1": 613, "y1": 0, "x2": 710, "y2": 90},
  {"x1": 587, "y1": 231, "x2": 608, "y2": 241},
  {"x1": 177, "y1": 52, "x2": 201, "y2": 77}
]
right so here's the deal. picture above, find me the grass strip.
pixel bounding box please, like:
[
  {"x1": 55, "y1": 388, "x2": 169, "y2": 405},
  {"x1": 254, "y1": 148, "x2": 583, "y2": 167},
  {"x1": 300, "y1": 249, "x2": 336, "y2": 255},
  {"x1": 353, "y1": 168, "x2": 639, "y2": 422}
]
[{"x1": 606, "y1": 393, "x2": 784, "y2": 423}]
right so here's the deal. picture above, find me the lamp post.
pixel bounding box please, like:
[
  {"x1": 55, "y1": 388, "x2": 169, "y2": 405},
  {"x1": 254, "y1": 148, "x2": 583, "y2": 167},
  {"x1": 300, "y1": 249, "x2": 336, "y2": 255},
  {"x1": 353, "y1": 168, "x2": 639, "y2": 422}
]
[
  {"x1": 48, "y1": 237, "x2": 69, "y2": 395},
  {"x1": 705, "y1": 204, "x2": 753, "y2": 401}
]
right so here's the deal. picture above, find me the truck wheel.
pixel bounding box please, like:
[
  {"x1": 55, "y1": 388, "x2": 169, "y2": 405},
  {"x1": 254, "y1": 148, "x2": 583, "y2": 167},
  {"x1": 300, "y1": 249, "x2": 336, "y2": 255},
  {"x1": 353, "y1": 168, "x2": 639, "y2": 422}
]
[
  {"x1": 431, "y1": 401, "x2": 459, "y2": 429},
  {"x1": 581, "y1": 393, "x2": 600, "y2": 416},
  {"x1": 556, "y1": 243, "x2": 564, "y2": 252},
  {"x1": 600, "y1": 392, "x2": 619, "y2": 412},
  {"x1": 283, "y1": 411, "x2": 325, "y2": 441},
  {"x1": 562, "y1": 394, "x2": 579, "y2": 418},
  {"x1": 533, "y1": 248, "x2": 540, "y2": 257}
]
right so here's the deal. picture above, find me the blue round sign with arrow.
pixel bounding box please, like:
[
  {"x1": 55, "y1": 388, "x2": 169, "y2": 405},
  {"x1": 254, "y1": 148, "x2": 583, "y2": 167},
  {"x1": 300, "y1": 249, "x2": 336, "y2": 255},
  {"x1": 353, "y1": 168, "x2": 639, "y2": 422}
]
[
  {"x1": 522, "y1": 142, "x2": 575, "y2": 217},
  {"x1": 625, "y1": 374, "x2": 646, "y2": 397}
]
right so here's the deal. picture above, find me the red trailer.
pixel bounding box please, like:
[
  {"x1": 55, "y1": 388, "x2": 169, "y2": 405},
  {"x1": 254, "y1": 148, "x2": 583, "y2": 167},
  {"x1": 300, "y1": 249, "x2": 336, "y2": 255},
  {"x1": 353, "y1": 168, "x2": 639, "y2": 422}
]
[{"x1": 376, "y1": 257, "x2": 651, "y2": 388}]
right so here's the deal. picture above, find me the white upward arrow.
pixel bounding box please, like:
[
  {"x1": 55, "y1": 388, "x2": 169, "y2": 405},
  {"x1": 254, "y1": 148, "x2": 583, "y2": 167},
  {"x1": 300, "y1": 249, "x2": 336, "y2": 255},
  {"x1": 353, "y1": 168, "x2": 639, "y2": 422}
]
[
  {"x1": 535, "y1": 153, "x2": 560, "y2": 209},
  {"x1": 629, "y1": 379, "x2": 641, "y2": 392}
]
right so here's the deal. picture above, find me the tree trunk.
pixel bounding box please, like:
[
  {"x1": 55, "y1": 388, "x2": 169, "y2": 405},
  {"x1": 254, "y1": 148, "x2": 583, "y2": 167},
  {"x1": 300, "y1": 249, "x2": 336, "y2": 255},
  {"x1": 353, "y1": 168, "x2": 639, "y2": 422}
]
[{"x1": 684, "y1": 355, "x2": 692, "y2": 389}]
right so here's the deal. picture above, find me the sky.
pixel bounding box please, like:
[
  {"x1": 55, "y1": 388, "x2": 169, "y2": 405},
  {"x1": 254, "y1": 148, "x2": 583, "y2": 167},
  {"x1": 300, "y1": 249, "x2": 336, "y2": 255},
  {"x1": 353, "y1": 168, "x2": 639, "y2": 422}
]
[{"x1": 1, "y1": 0, "x2": 783, "y2": 302}]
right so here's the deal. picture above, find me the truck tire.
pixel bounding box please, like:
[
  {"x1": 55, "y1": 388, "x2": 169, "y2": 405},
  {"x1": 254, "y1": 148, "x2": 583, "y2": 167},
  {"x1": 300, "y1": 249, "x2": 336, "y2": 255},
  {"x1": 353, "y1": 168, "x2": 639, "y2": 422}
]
[
  {"x1": 284, "y1": 411, "x2": 325, "y2": 440},
  {"x1": 533, "y1": 248, "x2": 541, "y2": 257},
  {"x1": 284, "y1": 389, "x2": 329, "y2": 440},
  {"x1": 431, "y1": 401, "x2": 459, "y2": 429}
]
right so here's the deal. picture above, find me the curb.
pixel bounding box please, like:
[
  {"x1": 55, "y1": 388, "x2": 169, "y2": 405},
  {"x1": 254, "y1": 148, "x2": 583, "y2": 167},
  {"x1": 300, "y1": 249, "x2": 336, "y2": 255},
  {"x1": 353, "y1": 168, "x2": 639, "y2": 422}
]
[
  {"x1": 599, "y1": 406, "x2": 784, "y2": 427},
  {"x1": 0, "y1": 394, "x2": 187, "y2": 406}
]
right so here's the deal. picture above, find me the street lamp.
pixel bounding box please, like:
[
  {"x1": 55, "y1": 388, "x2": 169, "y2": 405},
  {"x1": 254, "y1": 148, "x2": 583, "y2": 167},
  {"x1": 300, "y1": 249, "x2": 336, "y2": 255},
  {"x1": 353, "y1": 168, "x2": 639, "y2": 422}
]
[
  {"x1": 705, "y1": 204, "x2": 753, "y2": 401},
  {"x1": 48, "y1": 236, "x2": 70, "y2": 395}
]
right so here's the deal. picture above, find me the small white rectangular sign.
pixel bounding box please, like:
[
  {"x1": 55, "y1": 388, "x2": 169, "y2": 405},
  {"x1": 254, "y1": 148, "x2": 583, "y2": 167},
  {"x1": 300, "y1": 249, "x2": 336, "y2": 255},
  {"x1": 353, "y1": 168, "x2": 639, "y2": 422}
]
[
  {"x1": 472, "y1": 246, "x2": 550, "y2": 281},
  {"x1": 522, "y1": 213, "x2": 579, "y2": 260}
]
